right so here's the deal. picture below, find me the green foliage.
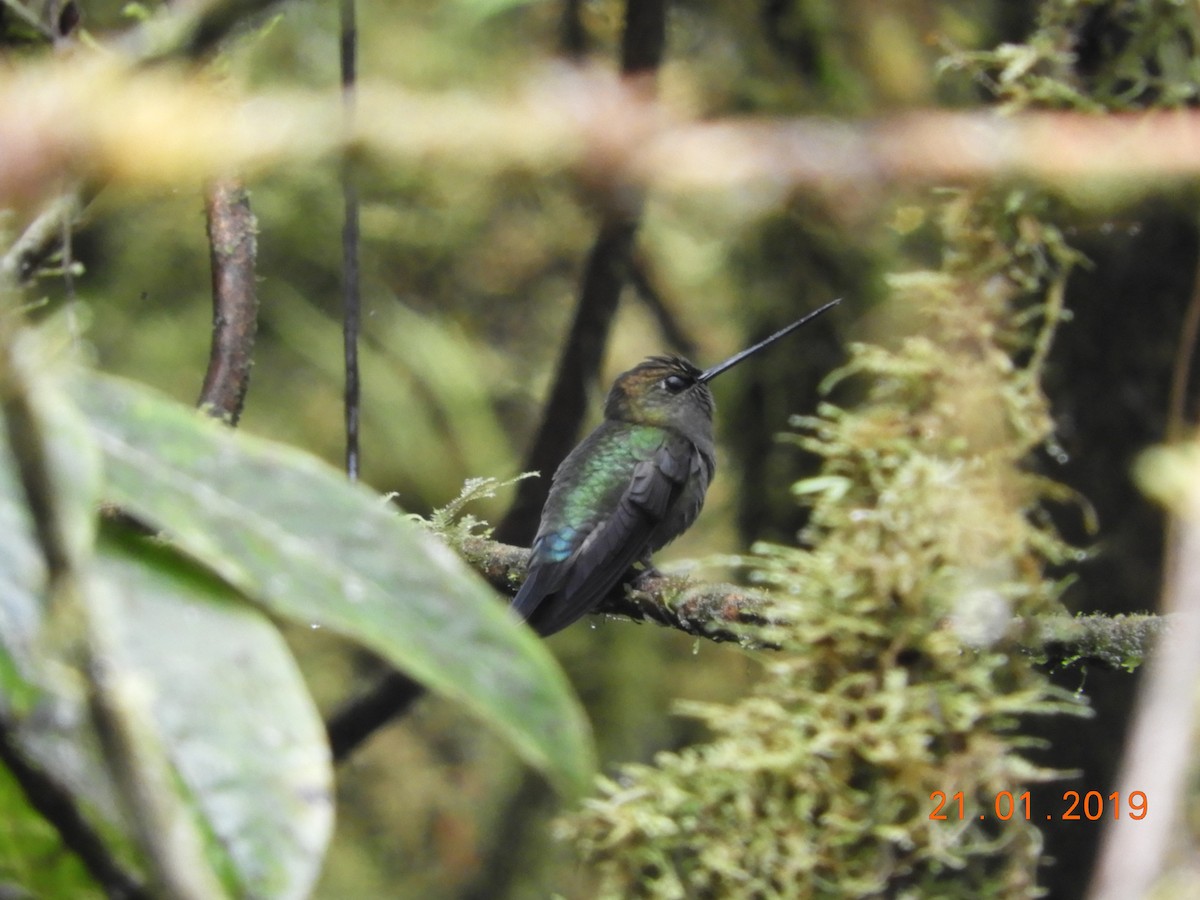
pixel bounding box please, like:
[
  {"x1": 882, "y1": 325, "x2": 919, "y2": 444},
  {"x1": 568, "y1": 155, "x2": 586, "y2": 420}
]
[
  {"x1": 0, "y1": 324, "x2": 595, "y2": 897},
  {"x1": 423, "y1": 472, "x2": 538, "y2": 543},
  {"x1": 0, "y1": 761, "x2": 106, "y2": 899},
  {"x1": 943, "y1": 0, "x2": 1200, "y2": 110},
  {"x1": 72, "y1": 371, "x2": 594, "y2": 797},
  {"x1": 559, "y1": 191, "x2": 1088, "y2": 898}
]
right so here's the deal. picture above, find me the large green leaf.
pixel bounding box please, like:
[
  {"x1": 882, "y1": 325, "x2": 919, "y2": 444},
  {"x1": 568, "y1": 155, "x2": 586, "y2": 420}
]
[
  {"x1": 70, "y1": 370, "x2": 594, "y2": 795},
  {"x1": 0, "y1": 372, "x2": 333, "y2": 898},
  {"x1": 90, "y1": 530, "x2": 333, "y2": 899},
  {"x1": 0, "y1": 761, "x2": 106, "y2": 900},
  {"x1": 0, "y1": 376, "x2": 110, "y2": 898},
  {"x1": 0, "y1": 357, "x2": 102, "y2": 694}
]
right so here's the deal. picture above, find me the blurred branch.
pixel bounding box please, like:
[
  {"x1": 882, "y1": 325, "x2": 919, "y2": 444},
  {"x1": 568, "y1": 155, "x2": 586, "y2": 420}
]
[
  {"x1": 495, "y1": 0, "x2": 667, "y2": 545},
  {"x1": 198, "y1": 178, "x2": 258, "y2": 425},
  {"x1": 629, "y1": 250, "x2": 698, "y2": 356},
  {"x1": 15, "y1": 69, "x2": 1200, "y2": 205},
  {"x1": 1166, "y1": 225, "x2": 1200, "y2": 441},
  {"x1": 326, "y1": 669, "x2": 424, "y2": 762},
  {"x1": 339, "y1": 0, "x2": 361, "y2": 481},
  {"x1": 493, "y1": 217, "x2": 636, "y2": 543},
  {"x1": 559, "y1": 0, "x2": 586, "y2": 59},
  {"x1": 119, "y1": 0, "x2": 286, "y2": 64},
  {"x1": 0, "y1": 191, "x2": 83, "y2": 285},
  {"x1": 0, "y1": 716, "x2": 150, "y2": 899},
  {"x1": 1087, "y1": 490, "x2": 1200, "y2": 899}
]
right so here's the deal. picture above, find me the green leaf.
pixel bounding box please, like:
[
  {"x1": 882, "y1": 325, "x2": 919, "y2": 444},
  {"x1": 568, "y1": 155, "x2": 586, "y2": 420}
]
[
  {"x1": 70, "y1": 370, "x2": 595, "y2": 795},
  {"x1": 0, "y1": 760, "x2": 105, "y2": 900},
  {"x1": 0, "y1": 349, "x2": 102, "y2": 701},
  {"x1": 0, "y1": 358, "x2": 331, "y2": 897},
  {"x1": 89, "y1": 529, "x2": 333, "y2": 899}
]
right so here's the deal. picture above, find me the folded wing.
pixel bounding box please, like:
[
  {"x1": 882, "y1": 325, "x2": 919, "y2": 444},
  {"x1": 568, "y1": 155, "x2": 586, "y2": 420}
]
[{"x1": 513, "y1": 431, "x2": 695, "y2": 636}]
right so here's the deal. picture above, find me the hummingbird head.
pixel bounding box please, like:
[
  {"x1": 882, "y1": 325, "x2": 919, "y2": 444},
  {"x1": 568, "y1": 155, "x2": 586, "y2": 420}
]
[
  {"x1": 601, "y1": 298, "x2": 843, "y2": 433},
  {"x1": 604, "y1": 356, "x2": 714, "y2": 430}
]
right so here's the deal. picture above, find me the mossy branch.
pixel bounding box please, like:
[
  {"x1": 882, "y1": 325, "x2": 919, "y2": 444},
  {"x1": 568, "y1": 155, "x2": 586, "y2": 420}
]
[{"x1": 453, "y1": 534, "x2": 1164, "y2": 669}]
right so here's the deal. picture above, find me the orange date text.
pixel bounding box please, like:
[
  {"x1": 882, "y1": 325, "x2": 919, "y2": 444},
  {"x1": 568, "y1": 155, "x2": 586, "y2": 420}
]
[{"x1": 929, "y1": 790, "x2": 1148, "y2": 822}]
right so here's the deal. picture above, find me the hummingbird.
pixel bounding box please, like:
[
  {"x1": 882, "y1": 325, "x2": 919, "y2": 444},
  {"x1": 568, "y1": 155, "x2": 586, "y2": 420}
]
[{"x1": 511, "y1": 298, "x2": 841, "y2": 636}]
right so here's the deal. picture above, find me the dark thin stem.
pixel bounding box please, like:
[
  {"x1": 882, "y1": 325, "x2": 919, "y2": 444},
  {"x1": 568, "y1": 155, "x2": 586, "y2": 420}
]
[
  {"x1": 619, "y1": 0, "x2": 667, "y2": 74},
  {"x1": 560, "y1": 0, "x2": 587, "y2": 59},
  {"x1": 1167, "y1": 227, "x2": 1200, "y2": 442},
  {"x1": 494, "y1": 218, "x2": 637, "y2": 544},
  {"x1": 0, "y1": 717, "x2": 150, "y2": 899},
  {"x1": 629, "y1": 251, "x2": 697, "y2": 356},
  {"x1": 340, "y1": 0, "x2": 361, "y2": 482},
  {"x1": 0, "y1": 192, "x2": 83, "y2": 286},
  {"x1": 198, "y1": 178, "x2": 258, "y2": 426},
  {"x1": 326, "y1": 670, "x2": 426, "y2": 762}
]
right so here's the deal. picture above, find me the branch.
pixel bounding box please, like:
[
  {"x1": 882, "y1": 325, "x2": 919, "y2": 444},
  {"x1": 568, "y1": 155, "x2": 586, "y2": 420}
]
[
  {"x1": 0, "y1": 191, "x2": 83, "y2": 286},
  {"x1": 326, "y1": 669, "x2": 424, "y2": 763},
  {"x1": 327, "y1": 529, "x2": 1168, "y2": 762},
  {"x1": 492, "y1": 217, "x2": 636, "y2": 544},
  {"x1": 0, "y1": 716, "x2": 150, "y2": 899},
  {"x1": 339, "y1": 0, "x2": 361, "y2": 481},
  {"x1": 458, "y1": 536, "x2": 1169, "y2": 666},
  {"x1": 198, "y1": 178, "x2": 258, "y2": 425},
  {"x1": 629, "y1": 250, "x2": 698, "y2": 357},
  {"x1": 457, "y1": 536, "x2": 780, "y2": 647}
]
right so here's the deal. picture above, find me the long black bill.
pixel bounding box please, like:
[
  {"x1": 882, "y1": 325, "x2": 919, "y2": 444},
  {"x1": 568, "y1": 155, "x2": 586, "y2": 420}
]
[{"x1": 698, "y1": 298, "x2": 842, "y2": 384}]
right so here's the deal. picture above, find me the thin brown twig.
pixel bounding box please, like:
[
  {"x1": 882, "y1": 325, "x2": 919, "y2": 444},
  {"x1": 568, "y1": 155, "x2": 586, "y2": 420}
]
[
  {"x1": 0, "y1": 192, "x2": 83, "y2": 286},
  {"x1": 339, "y1": 0, "x2": 361, "y2": 481},
  {"x1": 198, "y1": 178, "x2": 258, "y2": 426}
]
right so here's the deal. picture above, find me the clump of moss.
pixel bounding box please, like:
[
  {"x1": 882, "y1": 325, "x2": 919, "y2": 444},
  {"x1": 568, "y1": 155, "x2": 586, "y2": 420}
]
[
  {"x1": 557, "y1": 191, "x2": 1087, "y2": 898},
  {"x1": 942, "y1": 0, "x2": 1200, "y2": 111}
]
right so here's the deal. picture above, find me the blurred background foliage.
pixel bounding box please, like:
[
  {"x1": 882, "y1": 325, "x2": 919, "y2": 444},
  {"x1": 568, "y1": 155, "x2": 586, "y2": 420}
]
[{"x1": 6, "y1": 0, "x2": 1199, "y2": 896}]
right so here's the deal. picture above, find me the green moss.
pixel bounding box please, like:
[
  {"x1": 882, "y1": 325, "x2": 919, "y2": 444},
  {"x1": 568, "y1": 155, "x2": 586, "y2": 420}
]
[{"x1": 943, "y1": 0, "x2": 1200, "y2": 111}]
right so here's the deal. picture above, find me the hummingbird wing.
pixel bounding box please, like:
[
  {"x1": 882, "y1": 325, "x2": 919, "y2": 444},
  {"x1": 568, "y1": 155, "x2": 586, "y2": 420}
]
[{"x1": 512, "y1": 426, "x2": 697, "y2": 636}]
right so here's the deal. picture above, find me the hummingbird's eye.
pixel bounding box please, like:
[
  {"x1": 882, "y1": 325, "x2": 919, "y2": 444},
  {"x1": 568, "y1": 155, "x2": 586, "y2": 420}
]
[{"x1": 662, "y1": 374, "x2": 690, "y2": 394}]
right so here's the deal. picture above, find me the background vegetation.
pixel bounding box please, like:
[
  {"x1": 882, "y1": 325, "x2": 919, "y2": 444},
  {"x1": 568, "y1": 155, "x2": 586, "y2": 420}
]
[{"x1": 1, "y1": 0, "x2": 1199, "y2": 897}]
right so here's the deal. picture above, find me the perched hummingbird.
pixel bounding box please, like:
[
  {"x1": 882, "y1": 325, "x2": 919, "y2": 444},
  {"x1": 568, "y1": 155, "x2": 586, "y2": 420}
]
[{"x1": 511, "y1": 298, "x2": 841, "y2": 636}]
